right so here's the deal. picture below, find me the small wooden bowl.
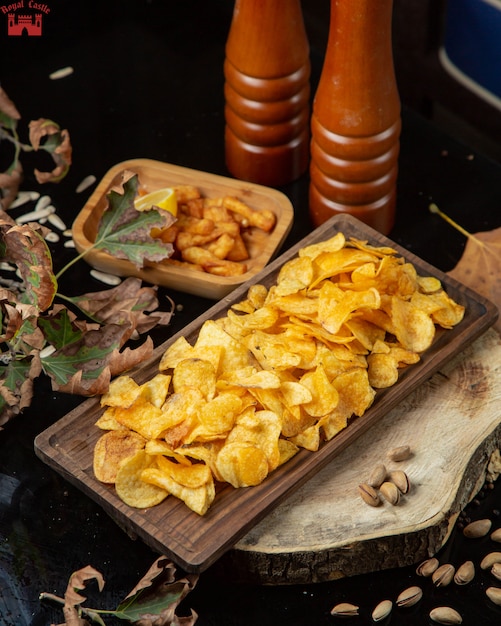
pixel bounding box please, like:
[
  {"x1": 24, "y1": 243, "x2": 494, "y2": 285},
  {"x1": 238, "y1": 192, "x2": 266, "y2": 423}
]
[{"x1": 72, "y1": 159, "x2": 294, "y2": 299}]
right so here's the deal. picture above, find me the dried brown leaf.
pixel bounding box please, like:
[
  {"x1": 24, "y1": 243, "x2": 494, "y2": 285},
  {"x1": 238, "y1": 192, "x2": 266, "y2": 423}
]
[
  {"x1": 28, "y1": 118, "x2": 72, "y2": 183},
  {"x1": 447, "y1": 227, "x2": 501, "y2": 333},
  {"x1": 70, "y1": 277, "x2": 174, "y2": 340},
  {"x1": 0, "y1": 161, "x2": 23, "y2": 210},
  {"x1": 0, "y1": 86, "x2": 21, "y2": 120}
]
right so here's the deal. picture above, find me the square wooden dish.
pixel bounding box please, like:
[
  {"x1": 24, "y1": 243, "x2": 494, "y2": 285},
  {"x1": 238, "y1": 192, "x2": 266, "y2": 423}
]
[
  {"x1": 72, "y1": 159, "x2": 294, "y2": 299},
  {"x1": 35, "y1": 215, "x2": 498, "y2": 573}
]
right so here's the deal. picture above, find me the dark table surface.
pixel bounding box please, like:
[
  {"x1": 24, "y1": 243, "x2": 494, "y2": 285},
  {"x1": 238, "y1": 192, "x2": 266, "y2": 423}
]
[{"x1": 2, "y1": 1, "x2": 501, "y2": 625}]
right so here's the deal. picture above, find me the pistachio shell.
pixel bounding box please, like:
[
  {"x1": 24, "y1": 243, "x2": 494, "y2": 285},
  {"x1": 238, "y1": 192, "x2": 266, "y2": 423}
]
[
  {"x1": 331, "y1": 602, "x2": 359, "y2": 617},
  {"x1": 388, "y1": 470, "x2": 410, "y2": 494},
  {"x1": 429, "y1": 606, "x2": 462, "y2": 624},
  {"x1": 379, "y1": 481, "x2": 400, "y2": 505},
  {"x1": 486, "y1": 586, "x2": 501, "y2": 606},
  {"x1": 367, "y1": 464, "x2": 387, "y2": 488},
  {"x1": 491, "y1": 562, "x2": 501, "y2": 581},
  {"x1": 454, "y1": 560, "x2": 475, "y2": 585},
  {"x1": 396, "y1": 585, "x2": 422, "y2": 607},
  {"x1": 358, "y1": 483, "x2": 381, "y2": 507},
  {"x1": 386, "y1": 445, "x2": 411, "y2": 462},
  {"x1": 463, "y1": 518, "x2": 492, "y2": 538},
  {"x1": 432, "y1": 563, "x2": 455, "y2": 587},
  {"x1": 372, "y1": 599, "x2": 392, "y2": 622},
  {"x1": 416, "y1": 557, "x2": 439, "y2": 577},
  {"x1": 480, "y1": 552, "x2": 501, "y2": 570}
]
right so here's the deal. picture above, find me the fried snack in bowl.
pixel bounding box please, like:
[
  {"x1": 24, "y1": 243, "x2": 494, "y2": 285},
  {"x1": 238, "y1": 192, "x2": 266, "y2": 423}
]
[{"x1": 93, "y1": 232, "x2": 465, "y2": 515}]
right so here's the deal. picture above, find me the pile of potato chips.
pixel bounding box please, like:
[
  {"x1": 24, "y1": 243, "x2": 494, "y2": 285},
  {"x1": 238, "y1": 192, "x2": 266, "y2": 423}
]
[{"x1": 93, "y1": 232, "x2": 465, "y2": 515}]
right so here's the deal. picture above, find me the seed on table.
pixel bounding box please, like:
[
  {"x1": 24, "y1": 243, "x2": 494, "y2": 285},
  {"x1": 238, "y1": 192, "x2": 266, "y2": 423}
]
[
  {"x1": 386, "y1": 445, "x2": 411, "y2": 462},
  {"x1": 480, "y1": 552, "x2": 501, "y2": 570},
  {"x1": 454, "y1": 560, "x2": 475, "y2": 585},
  {"x1": 47, "y1": 213, "x2": 67, "y2": 231},
  {"x1": 371, "y1": 599, "x2": 392, "y2": 622},
  {"x1": 432, "y1": 563, "x2": 455, "y2": 587},
  {"x1": 90, "y1": 269, "x2": 122, "y2": 286},
  {"x1": 486, "y1": 586, "x2": 501, "y2": 606},
  {"x1": 367, "y1": 464, "x2": 387, "y2": 488},
  {"x1": 49, "y1": 66, "x2": 74, "y2": 80},
  {"x1": 9, "y1": 190, "x2": 40, "y2": 209},
  {"x1": 34, "y1": 195, "x2": 52, "y2": 212},
  {"x1": 416, "y1": 557, "x2": 439, "y2": 577},
  {"x1": 330, "y1": 602, "x2": 359, "y2": 617},
  {"x1": 429, "y1": 606, "x2": 462, "y2": 624},
  {"x1": 64, "y1": 240, "x2": 76, "y2": 248},
  {"x1": 463, "y1": 518, "x2": 492, "y2": 538},
  {"x1": 76, "y1": 174, "x2": 97, "y2": 193},
  {"x1": 45, "y1": 231, "x2": 60, "y2": 243},
  {"x1": 491, "y1": 528, "x2": 501, "y2": 542},
  {"x1": 379, "y1": 481, "x2": 400, "y2": 505},
  {"x1": 388, "y1": 470, "x2": 410, "y2": 494},
  {"x1": 396, "y1": 585, "x2": 422, "y2": 608}
]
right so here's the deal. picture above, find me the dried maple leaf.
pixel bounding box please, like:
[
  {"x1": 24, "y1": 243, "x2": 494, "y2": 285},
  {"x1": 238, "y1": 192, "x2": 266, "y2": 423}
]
[
  {"x1": 68, "y1": 277, "x2": 174, "y2": 340},
  {"x1": 430, "y1": 203, "x2": 501, "y2": 332},
  {"x1": 116, "y1": 557, "x2": 198, "y2": 626},
  {"x1": 39, "y1": 307, "x2": 154, "y2": 396},
  {"x1": 28, "y1": 117, "x2": 72, "y2": 183},
  {"x1": 94, "y1": 174, "x2": 175, "y2": 268}
]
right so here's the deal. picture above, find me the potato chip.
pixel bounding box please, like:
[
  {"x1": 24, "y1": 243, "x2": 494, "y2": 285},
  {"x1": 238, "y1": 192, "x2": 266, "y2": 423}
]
[
  {"x1": 93, "y1": 430, "x2": 146, "y2": 483},
  {"x1": 227, "y1": 408, "x2": 282, "y2": 470},
  {"x1": 115, "y1": 450, "x2": 168, "y2": 508},
  {"x1": 300, "y1": 366, "x2": 339, "y2": 417},
  {"x1": 390, "y1": 296, "x2": 436, "y2": 352},
  {"x1": 141, "y1": 465, "x2": 215, "y2": 515},
  {"x1": 100, "y1": 375, "x2": 141, "y2": 408},
  {"x1": 172, "y1": 357, "x2": 216, "y2": 400},
  {"x1": 216, "y1": 441, "x2": 269, "y2": 488},
  {"x1": 139, "y1": 373, "x2": 171, "y2": 408}
]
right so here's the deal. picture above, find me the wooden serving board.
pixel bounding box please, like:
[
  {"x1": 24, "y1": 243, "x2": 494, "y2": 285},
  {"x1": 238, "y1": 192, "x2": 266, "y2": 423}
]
[
  {"x1": 220, "y1": 328, "x2": 501, "y2": 584},
  {"x1": 34, "y1": 215, "x2": 498, "y2": 574}
]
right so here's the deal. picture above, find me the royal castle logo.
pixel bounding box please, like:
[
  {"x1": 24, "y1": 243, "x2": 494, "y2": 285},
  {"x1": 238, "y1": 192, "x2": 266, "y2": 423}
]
[{"x1": 2, "y1": 1, "x2": 51, "y2": 36}]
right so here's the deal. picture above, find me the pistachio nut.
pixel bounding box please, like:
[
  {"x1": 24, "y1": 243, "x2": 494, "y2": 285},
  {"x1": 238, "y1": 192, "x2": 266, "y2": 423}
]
[
  {"x1": 432, "y1": 563, "x2": 455, "y2": 587},
  {"x1": 429, "y1": 606, "x2": 462, "y2": 624},
  {"x1": 416, "y1": 557, "x2": 439, "y2": 577},
  {"x1": 486, "y1": 586, "x2": 501, "y2": 606},
  {"x1": 490, "y1": 562, "x2": 501, "y2": 581},
  {"x1": 379, "y1": 481, "x2": 400, "y2": 505},
  {"x1": 368, "y1": 464, "x2": 387, "y2": 488},
  {"x1": 388, "y1": 470, "x2": 410, "y2": 494},
  {"x1": 454, "y1": 560, "x2": 475, "y2": 585},
  {"x1": 463, "y1": 518, "x2": 492, "y2": 538},
  {"x1": 386, "y1": 445, "x2": 411, "y2": 462},
  {"x1": 358, "y1": 483, "x2": 381, "y2": 507},
  {"x1": 331, "y1": 602, "x2": 359, "y2": 617},
  {"x1": 480, "y1": 552, "x2": 501, "y2": 570},
  {"x1": 396, "y1": 585, "x2": 423, "y2": 608},
  {"x1": 372, "y1": 599, "x2": 392, "y2": 622}
]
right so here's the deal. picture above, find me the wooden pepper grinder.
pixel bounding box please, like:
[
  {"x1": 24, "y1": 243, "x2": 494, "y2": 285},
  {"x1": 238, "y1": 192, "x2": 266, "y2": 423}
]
[
  {"x1": 309, "y1": 0, "x2": 401, "y2": 234},
  {"x1": 224, "y1": 0, "x2": 311, "y2": 187}
]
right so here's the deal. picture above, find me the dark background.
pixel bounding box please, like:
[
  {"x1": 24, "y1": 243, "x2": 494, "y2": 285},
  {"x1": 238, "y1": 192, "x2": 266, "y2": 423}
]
[{"x1": 2, "y1": 1, "x2": 501, "y2": 624}]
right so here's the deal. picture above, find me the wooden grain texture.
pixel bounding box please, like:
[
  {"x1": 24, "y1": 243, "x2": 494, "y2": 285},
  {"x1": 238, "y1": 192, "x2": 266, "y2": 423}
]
[
  {"x1": 220, "y1": 328, "x2": 501, "y2": 584},
  {"x1": 34, "y1": 215, "x2": 498, "y2": 573},
  {"x1": 71, "y1": 158, "x2": 294, "y2": 299}
]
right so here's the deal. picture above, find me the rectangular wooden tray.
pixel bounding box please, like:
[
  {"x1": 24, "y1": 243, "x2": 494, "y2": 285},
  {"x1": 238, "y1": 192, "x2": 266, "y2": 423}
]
[
  {"x1": 35, "y1": 214, "x2": 498, "y2": 573},
  {"x1": 71, "y1": 158, "x2": 294, "y2": 299}
]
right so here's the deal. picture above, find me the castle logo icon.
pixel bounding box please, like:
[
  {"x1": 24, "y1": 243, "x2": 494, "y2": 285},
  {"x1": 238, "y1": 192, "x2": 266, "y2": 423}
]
[{"x1": 7, "y1": 12, "x2": 42, "y2": 35}]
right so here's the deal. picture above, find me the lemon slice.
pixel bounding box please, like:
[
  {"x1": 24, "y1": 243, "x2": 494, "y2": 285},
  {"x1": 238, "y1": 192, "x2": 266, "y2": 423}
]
[{"x1": 134, "y1": 187, "x2": 177, "y2": 216}]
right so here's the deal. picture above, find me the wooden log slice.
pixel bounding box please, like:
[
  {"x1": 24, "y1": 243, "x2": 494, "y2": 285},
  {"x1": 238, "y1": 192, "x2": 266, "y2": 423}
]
[{"x1": 212, "y1": 328, "x2": 501, "y2": 584}]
